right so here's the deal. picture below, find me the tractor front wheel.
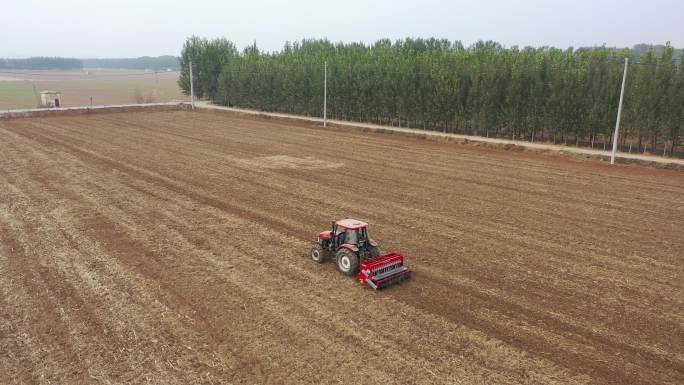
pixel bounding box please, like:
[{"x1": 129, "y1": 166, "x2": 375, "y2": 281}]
[
  {"x1": 336, "y1": 248, "x2": 359, "y2": 276},
  {"x1": 310, "y1": 243, "x2": 326, "y2": 263}
]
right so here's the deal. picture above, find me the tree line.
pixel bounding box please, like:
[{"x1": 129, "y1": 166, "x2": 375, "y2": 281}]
[
  {"x1": 0, "y1": 57, "x2": 83, "y2": 70},
  {"x1": 1, "y1": 56, "x2": 181, "y2": 71},
  {"x1": 179, "y1": 37, "x2": 684, "y2": 157}
]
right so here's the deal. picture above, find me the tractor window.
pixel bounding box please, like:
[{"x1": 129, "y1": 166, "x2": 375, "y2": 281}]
[
  {"x1": 361, "y1": 227, "x2": 369, "y2": 240},
  {"x1": 344, "y1": 229, "x2": 359, "y2": 244}
]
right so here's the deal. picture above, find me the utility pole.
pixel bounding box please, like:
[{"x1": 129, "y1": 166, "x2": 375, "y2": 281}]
[
  {"x1": 189, "y1": 60, "x2": 195, "y2": 109},
  {"x1": 611, "y1": 58, "x2": 628, "y2": 165},
  {"x1": 323, "y1": 61, "x2": 328, "y2": 127}
]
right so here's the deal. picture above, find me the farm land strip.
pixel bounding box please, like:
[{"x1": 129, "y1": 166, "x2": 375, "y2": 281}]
[{"x1": 0, "y1": 110, "x2": 682, "y2": 384}]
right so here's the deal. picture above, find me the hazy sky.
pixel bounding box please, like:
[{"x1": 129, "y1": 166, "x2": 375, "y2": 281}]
[{"x1": 2, "y1": 0, "x2": 682, "y2": 58}]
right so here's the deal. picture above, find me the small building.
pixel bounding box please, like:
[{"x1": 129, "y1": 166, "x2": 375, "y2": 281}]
[{"x1": 40, "y1": 91, "x2": 62, "y2": 108}]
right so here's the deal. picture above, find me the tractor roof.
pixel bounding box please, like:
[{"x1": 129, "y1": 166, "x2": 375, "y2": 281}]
[{"x1": 336, "y1": 219, "x2": 368, "y2": 230}]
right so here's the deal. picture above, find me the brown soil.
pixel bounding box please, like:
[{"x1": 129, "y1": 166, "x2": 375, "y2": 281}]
[
  {"x1": 0, "y1": 110, "x2": 682, "y2": 385},
  {"x1": 0, "y1": 103, "x2": 188, "y2": 120}
]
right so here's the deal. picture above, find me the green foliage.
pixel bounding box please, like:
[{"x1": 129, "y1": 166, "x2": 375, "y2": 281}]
[
  {"x1": 180, "y1": 37, "x2": 684, "y2": 156},
  {"x1": 629, "y1": 44, "x2": 683, "y2": 62},
  {"x1": 179, "y1": 36, "x2": 237, "y2": 99}
]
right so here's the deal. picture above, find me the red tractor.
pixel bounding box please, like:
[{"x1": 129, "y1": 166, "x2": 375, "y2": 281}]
[{"x1": 310, "y1": 219, "x2": 411, "y2": 290}]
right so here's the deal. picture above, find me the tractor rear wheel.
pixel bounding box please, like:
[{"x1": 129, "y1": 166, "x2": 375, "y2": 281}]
[
  {"x1": 336, "y1": 248, "x2": 359, "y2": 276},
  {"x1": 310, "y1": 243, "x2": 326, "y2": 263}
]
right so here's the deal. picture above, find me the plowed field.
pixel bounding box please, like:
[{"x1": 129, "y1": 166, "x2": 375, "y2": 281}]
[{"x1": 1, "y1": 110, "x2": 682, "y2": 384}]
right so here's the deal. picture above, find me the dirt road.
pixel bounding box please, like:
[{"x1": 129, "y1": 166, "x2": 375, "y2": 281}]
[{"x1": 0, "y1": 110, "x2": 682, "y2": 384}]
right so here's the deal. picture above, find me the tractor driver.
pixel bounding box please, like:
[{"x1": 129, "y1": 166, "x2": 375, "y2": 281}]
[
  {"x1": 345, "y1": 229, "x2": 359, "y2": 244},
  {"x1": 336, "y1": 228, "x2": 358, "y2": 245}
]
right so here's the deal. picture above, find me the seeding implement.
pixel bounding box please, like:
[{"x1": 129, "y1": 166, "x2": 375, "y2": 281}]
[{"x1": 310, "y1": 219, "x2": 411, "y2": 290}]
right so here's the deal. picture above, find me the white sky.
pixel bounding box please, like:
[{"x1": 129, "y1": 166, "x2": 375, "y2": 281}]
[{"x1": 1, "y1": 0, "x2": 682, "y2": 58}]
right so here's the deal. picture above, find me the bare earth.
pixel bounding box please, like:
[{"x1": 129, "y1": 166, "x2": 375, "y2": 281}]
[
  {"x1": 0, "y1": 110, "x2": 682, "y2": 384},
  {"x1": 198, "y1": 102, "x2": 684, "y2": 168}
]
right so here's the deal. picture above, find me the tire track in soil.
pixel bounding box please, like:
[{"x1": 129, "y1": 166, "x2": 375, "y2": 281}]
[
  {"x1": 1, "y1": 116, "x2": 588, "y2": 380},
  {"x1": 0, "y1": 118, "x2": 541, "y2": 384},
  {"x1": 6, "y1": 116, "x2": 684, "y2": 380},
  {"x1": 1, "y1": 111, "x2": 682, "y2": 384},
  {"x1": 0, "y1": 193, "x2": 114, "y2": 383},
  {"x1": 72, "y1": 114, "x2": 680, "y2": 368}
]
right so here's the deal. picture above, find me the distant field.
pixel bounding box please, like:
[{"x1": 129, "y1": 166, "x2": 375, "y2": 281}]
[{"x1": 0, "y1": 70, "x2": 185, "y2": 110}]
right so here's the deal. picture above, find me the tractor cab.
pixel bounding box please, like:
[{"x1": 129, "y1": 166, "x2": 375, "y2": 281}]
[
  {"x1": 318, "y1": 219, "x2": 373, "y2": 248},
  {"x1": 330, "y1": 219, "x2": 374, "y2": 248}
]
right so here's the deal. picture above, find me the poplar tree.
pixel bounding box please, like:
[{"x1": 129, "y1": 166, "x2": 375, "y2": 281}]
[{"x1": 179, "y1": 37, "x2": 683, "y2": 157}]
